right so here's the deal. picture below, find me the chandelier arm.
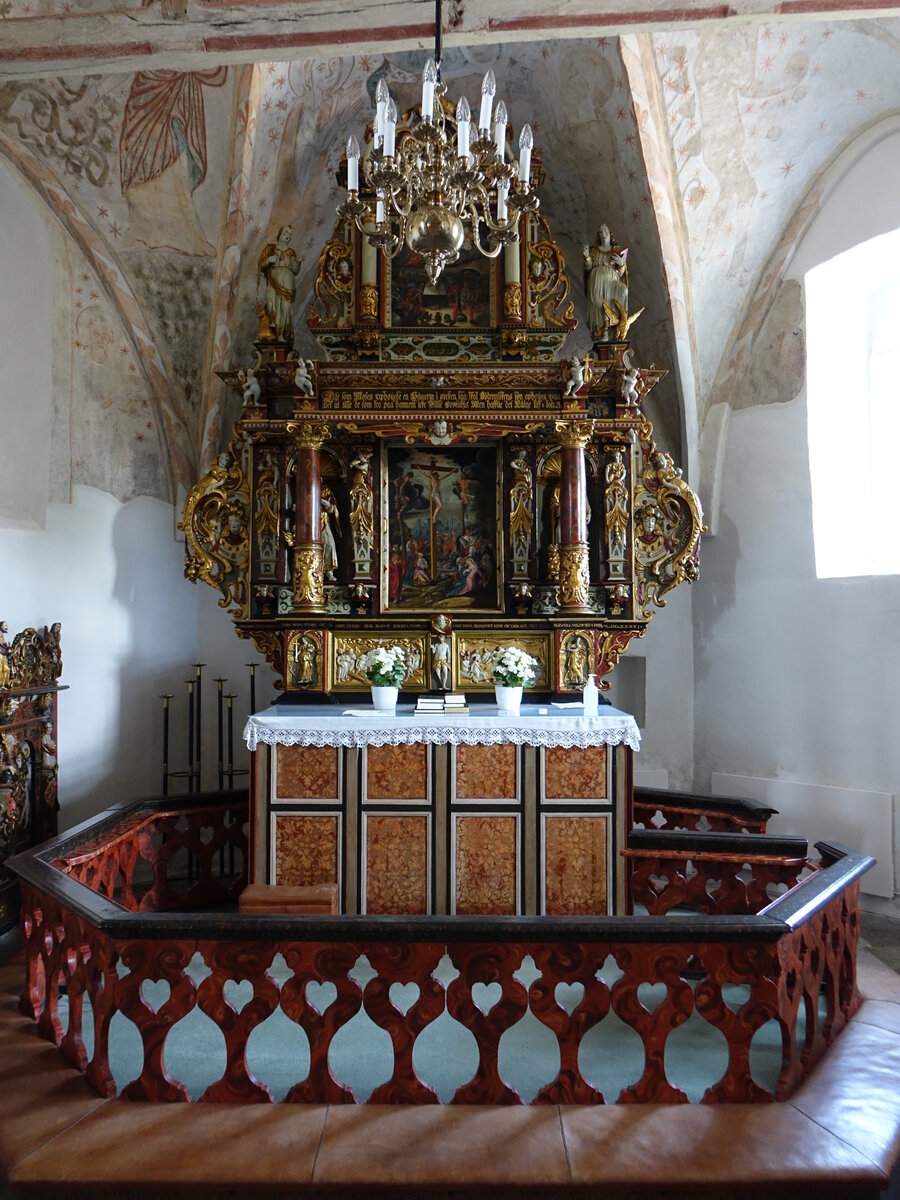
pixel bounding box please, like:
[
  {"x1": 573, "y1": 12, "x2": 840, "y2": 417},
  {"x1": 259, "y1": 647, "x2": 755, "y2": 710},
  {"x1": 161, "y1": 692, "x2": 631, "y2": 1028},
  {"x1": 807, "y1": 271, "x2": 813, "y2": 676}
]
[{"x1": 468, "y1": 206, "x2": 504, "y2": 258}]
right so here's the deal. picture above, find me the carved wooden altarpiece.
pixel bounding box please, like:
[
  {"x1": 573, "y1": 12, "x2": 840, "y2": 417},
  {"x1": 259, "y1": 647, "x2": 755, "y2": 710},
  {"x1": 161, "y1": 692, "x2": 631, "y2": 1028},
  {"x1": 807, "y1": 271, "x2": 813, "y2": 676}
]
[
  {"x1": 0, "y1": 623, "x2": 62, "y2": 935},
  {"x1": 183, "y1": 159, "x2": 702, "y2": 700}
]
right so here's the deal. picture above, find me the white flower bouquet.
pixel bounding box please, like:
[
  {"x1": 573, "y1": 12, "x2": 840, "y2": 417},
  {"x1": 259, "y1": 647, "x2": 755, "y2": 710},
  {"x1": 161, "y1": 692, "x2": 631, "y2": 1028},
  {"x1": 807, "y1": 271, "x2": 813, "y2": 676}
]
[
  {"x1": 491, "y1": 646, "x2": 537, "y2": 688},
  {"x1": 364, "y1": 644, "x2": 407, "y2": 687}
]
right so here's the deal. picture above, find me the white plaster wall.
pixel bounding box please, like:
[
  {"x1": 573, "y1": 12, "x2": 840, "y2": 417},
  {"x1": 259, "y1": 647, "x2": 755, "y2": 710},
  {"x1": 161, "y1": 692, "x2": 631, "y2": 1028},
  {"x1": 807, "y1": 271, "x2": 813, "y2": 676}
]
[
  {"x1": 0, "y1": 486, "x2": 273, "y2": 830},
  {"x1": 693, "y1": 128, "x2": 900, "y2": 892},
  {"x1": 0, "y1": 157, "x2": 52, "y2": 529}
]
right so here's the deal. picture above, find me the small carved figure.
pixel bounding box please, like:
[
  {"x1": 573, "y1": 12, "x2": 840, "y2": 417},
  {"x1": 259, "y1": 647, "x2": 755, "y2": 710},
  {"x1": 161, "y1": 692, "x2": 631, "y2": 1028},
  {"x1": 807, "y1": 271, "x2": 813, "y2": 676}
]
[
  {"x1": 320, "y1": 486, "x2": 341, "y2": 582},
  {"x1": 349, "y1": 450, "x2": 374, "y2": 567},
  {"x1": 563, "y1": 635, "x2": 590, "y2": 688},
  {"x1": 293, "y1": 359, "x2": 315, "y2": 397},
  {"x1": 621, "y1": 349, "x2": 641, "y2": 407},
  {"x1": 429, "y1": 418, "x2": 452, "y2": 446},
  {"x1": 432, "y1": 635, "x2": 451, "y2": 690},
  {"x1": 583, "y1": 225, "x2": 628, "y2": 340},
  {"x1": 605, "y1": 451, "x2": 629, "y2": 560},
  {"x1": 257, "y1": 225, "x2": 301, "y2": 343},
  {"x1": 0, "y1": 622, "x2": 10, "y2": 689},
  {"x1": 509, "y1": 450, "x2": 533, "y2": 563},
  {"x1": 564, "y1": 356, "x2": 587, "y2": 398},
  {"x1": 293, "y1": 636, "x2": 317, "y2": 686},
  {"x1": 239, "y1": 367, "x2": 261, "y2": 406},
  {"x1": 336, "y1": 648, "x2": 355, "y2": 682}
]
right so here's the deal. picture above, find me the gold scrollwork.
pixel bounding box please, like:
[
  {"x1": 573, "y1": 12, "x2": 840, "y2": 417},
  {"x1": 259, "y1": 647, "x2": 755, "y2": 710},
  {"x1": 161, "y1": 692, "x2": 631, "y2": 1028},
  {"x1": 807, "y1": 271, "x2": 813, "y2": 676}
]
[
  {"x1": 558, "y1": 543, "x2": 591, "y2": 609},
  {"x1": 0, "y1": 623, "x2": 62, "y2": 692},
  {"x1": 293, "y1": 543, "x2": 324, "y2": 608},
  {"x1": 632, "y1": 441, "x2": 703, "y2": 612},
  {"x1": 332, "y1": 635, "x2": 428, "y2": 690},
  {"x1": 307, "y1": 235, "x2": 353, "y2": 329},
  {"x1": 181, "y1": 448, "x2": 250, "y2": 616}
]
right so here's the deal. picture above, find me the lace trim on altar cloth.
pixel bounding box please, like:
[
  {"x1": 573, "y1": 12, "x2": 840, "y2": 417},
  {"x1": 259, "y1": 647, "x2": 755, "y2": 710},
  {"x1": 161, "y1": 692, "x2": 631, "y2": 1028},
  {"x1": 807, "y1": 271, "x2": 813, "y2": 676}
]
[{"x1": 244, "y1": 706, "x2": 641, "y2": 752}]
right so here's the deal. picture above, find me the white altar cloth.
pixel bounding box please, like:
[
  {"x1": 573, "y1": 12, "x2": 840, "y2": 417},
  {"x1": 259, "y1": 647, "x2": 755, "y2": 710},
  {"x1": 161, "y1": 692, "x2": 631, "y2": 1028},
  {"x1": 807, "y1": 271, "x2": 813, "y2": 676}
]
[{"x1": 244, "y1": 703, "x2": 640, "y2": 752}]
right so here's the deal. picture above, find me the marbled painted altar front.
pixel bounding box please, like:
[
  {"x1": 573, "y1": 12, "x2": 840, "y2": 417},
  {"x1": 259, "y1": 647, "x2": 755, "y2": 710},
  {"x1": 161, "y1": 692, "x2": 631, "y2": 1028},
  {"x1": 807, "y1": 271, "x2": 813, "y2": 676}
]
[{"x1": 249, "y1": 705, "x2": 636, "y2": 916}]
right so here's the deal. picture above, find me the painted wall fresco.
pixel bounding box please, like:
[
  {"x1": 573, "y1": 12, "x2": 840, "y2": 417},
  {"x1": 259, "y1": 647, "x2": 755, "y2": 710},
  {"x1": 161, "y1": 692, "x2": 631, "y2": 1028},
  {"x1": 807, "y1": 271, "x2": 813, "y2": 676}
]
[{"x1": 1, "y1": 18, "x2": 899, "y2": 514}]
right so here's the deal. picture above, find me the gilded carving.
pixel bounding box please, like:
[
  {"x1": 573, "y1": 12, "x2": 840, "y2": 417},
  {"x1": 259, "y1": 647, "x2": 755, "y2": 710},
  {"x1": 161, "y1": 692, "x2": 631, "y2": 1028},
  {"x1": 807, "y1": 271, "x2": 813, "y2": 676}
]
[
  {"x1": 349, "y1": 449, "x2": 374, "y2": 577},
  {"x1": 560, "y1": 631, "x2": 592, "y2": 690},
  {"x1": 307, "y1": 235, "x2": 354, "y2": 330},
  {"x1": 359, "y1": 284, "x2": 379, "y2": 322},
  {"x1": 0, "y1": 623, "x2": 62, "y2": 693},
  {"x1": 526, "y1": 217, "x2": 577, "y2": 331},
  {"x1": 293, "y1": 543, "x2": 324, "y2": 608},
  {"x1": 509, "y1": 448, "x2": 533, "y2": 579},
  {"x1": 287, "y1": 630, "x2": 322, "y2": 690},
  {"x1": 455, "y1": 633, "x2": 550, "y2": 691},
  {"x1": 182, "y1": 448, "x2": 250, "y2": 616},
  {"x1": 254, "y1": 449, "x2": 279, "y2": 580},
  {"x1": 595, "y1": 630, "x2": 640, "y2": 691},
  {"x1": 332, "y1": 635, "x2": 428, "y2": 690},
  {"x1": 554, "y1": 418, "x2": 595, "y2": 449},
  {"x1": 633, "y1": 437, "x2": 704, "y2": 613},
  {"x1": 558, "y1": 544, "x2": 591, "y2": 609},
  {"x1": 503, "y1": 282, "x2": 523, "y2": 321},
  {"x1": 604, "y1": 447, "x2": 629, "y2": 579},
  {"x1": 287, "y1": 421, "x2": 330, "y2": 451}
]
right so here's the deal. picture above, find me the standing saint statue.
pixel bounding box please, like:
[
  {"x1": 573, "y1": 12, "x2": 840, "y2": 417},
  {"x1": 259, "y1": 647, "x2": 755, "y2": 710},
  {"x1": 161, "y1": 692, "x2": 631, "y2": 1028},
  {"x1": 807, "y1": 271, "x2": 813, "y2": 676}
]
[
  {"x1": 320, "y1": 486, "x2": 341, "y2": 583},
  {"x1": 257, "y1": 226, "x2": 301, "y2": 343},
  {"x1": 583, "y1": 225, "x2": 628, "y2": 342}
]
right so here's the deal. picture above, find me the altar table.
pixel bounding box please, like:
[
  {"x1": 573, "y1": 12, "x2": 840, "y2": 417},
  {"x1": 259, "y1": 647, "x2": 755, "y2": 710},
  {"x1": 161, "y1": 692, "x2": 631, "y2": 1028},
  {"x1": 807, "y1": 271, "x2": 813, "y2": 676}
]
[{"x1": 245, "y1": 704, "x2": 640, "y2": 917}]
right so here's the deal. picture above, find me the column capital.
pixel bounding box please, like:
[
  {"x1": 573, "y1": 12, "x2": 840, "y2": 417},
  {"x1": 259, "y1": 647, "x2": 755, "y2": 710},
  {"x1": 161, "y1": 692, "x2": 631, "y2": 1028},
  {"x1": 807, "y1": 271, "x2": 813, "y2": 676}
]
[
  {"x1": 554, "y1": 419, "x2": 595, "y2": 450},
  {"x1": 287, "y1": 420, "x2": 331, "y2": 450}
]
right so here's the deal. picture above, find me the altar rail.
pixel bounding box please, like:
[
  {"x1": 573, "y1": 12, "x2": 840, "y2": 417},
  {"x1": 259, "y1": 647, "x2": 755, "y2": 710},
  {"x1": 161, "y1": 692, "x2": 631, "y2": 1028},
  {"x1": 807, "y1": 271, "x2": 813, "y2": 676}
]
[
  {"x1": 8, "y1": 792, "x2": 871, "y2": 1106},
  {"x1": 633, "y1": 785, "x2": 777, "y2": 834}
]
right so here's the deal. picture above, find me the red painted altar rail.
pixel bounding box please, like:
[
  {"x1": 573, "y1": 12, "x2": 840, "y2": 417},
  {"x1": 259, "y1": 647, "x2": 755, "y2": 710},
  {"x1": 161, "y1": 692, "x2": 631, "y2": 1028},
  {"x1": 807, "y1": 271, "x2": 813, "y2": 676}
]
[
  {"x1": 633, "y1": 786, "x2": 777, "y2": 834},
  {"x1": 8, "y1": 794, "x2": 871, "y2": 1107}
]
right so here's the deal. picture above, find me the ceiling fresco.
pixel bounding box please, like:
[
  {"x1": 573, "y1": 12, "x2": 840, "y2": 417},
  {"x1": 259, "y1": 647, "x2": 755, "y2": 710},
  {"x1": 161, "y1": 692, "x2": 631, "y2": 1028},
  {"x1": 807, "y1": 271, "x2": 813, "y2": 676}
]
[{"x1": 0, "y1": 10, "x2": 898, "y2": 512}]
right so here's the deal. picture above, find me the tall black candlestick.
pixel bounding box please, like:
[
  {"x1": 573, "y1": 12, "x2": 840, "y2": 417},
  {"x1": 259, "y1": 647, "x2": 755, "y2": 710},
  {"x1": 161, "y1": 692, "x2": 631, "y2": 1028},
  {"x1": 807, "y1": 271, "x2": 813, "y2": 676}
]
[
  {"x1": 186, "y1": 680, "x2": 195, "y2": 793},
  {"x1": 225, "y1": 693, "x2": 236, "y2": 788},
  {"x1": 214, "y1": 677, "x2": 227, "y2": 791},
  {"x1": 193, "y1": 664, "x2": 205, "y2": 792},
  {"x1": 160, "y1": 694, "x2": 173, "y2": 796},
  {"x1": 246, "y1": 663, "x2": 256, "y2": 715}
]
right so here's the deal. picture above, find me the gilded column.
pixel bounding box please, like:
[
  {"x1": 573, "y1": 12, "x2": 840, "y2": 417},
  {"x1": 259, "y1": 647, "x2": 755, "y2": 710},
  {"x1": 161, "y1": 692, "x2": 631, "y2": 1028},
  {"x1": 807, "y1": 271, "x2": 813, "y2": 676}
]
[
  {"x1": 288, "y1": 421, "x2": 330, "y2": 610},
  {"x1": 359, "y1": 235, "x2": 379, "y2": 324},
  {"x1": 555, "y1": 419, "x2": 595, "y2": 613},
  {"x1": 503, "y1": 236, "x2": 523, "y2": 323}
]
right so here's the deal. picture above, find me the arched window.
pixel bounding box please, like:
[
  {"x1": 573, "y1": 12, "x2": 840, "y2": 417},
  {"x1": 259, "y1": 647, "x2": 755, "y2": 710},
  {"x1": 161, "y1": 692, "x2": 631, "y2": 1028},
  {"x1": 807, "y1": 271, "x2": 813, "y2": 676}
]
[{"x1": 806, "y1": 226, "x2": 900, "y2": 578}]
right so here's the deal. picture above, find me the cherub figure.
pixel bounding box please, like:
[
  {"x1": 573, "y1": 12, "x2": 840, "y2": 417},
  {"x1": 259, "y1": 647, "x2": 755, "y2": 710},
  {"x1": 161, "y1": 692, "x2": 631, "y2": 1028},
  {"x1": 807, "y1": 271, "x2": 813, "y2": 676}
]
[
  {"x1": 294, "y1": 359, "x2": 315, "y2": 397},
  {"x1": 239, "y1": 367, "x2": 261, "y2": 406},
  {"x1": 621, "y1": 349, "x2": 641, "y2": 407},
  {"x1": 564, "y1": 356, "x2": 591, "y2": 398}
]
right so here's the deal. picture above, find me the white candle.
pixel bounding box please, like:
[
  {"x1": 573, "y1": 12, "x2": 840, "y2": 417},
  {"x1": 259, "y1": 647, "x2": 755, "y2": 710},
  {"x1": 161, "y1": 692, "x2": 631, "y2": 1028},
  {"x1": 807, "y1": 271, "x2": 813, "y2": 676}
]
[
  {"x1": 383, "y1": 99, "x2": 397, "y2": 158},
  {"x1": 493, "y1": 100, "x2": 507, "y2": 159},
  {"x1": 497, "y1": 179, "x2": 509, "y2": 220},
  {"x1": 346, "y1": 135, "x2": 360, "y2": 192},
  {"x1": 478, "y1": 70, "x2": 496, "y2": 132},
  {"x1": 376, "y1": 192, "x2": 385, "y2": 224},
  {"x1": 421, "y1": 57, "x2": 437, "y2": 122},
  {"x1": 456, "y1": 97, "x2": 471, "y2": 158},
  {"x1": 375, "y1": 78, "x2": 389, "y2": 148},
  {"x1": 518, "y1": 124, "x2": 533, "y2": 185}
]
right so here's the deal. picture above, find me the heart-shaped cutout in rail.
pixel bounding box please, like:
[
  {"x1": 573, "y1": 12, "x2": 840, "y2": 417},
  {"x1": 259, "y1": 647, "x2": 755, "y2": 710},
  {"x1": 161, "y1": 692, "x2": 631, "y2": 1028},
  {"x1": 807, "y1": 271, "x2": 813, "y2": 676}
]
[
  {"x1": 389, "y1": 981, "x2": 420, "y2": 1016},
  {"x1": 306, "y1": 980, "x2": 337, "y2": 1015},
  {"x1": 140, "y1": 978, "x2": 171, "y2": 1013},
  {"x1": 554, "y1": 980, "x2": 585, "y2": 1016},
  {"x1": 471, "y1": 981, "x2": 503, "y2": 1017},
  {"x1": 637, "y1": 981, "x2": 668, "y2": 1013},
  {"x1": 223, "y1": 978, "x2": 254, "y2": 1014}
]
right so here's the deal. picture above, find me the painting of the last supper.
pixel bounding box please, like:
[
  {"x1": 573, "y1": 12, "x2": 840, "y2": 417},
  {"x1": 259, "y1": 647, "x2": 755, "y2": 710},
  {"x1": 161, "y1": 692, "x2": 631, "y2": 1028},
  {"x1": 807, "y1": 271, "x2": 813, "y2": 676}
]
[{"x1": 383, "y1": 444, "x2": 501, "y2": 612}]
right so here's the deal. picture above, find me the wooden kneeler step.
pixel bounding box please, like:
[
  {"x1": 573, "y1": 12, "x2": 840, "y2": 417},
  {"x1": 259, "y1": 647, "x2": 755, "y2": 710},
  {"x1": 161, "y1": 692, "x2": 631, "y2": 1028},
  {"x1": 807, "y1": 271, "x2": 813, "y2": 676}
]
[{"x1": 238, "y1": 882, "x2": 339, "y2": 914}]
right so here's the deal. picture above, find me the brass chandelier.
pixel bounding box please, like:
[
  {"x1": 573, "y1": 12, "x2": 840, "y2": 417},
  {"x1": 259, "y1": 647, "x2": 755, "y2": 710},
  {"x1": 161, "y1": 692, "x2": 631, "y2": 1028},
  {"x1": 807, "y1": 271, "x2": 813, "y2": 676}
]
[{"x1": 338, "y1": 0, "x2": 539, "y2": 286}]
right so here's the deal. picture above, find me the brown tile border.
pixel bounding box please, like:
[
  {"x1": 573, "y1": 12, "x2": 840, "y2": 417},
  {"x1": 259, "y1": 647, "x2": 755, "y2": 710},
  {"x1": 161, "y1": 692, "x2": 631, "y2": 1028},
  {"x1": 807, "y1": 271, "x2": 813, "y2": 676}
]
[{"x1": 1, "y1": 953, "x2": 898, "y2": 1199}]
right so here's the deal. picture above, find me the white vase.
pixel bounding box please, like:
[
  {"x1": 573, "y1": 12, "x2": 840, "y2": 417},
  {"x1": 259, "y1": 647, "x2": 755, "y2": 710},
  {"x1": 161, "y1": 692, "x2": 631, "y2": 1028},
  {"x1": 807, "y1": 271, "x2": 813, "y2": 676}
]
[
  {"x1": 495, "y1": 683, "x2": 523, "y2": 716},
  {"x1": 371, "y1": 685, "x2": 398, "y2": 712}
]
